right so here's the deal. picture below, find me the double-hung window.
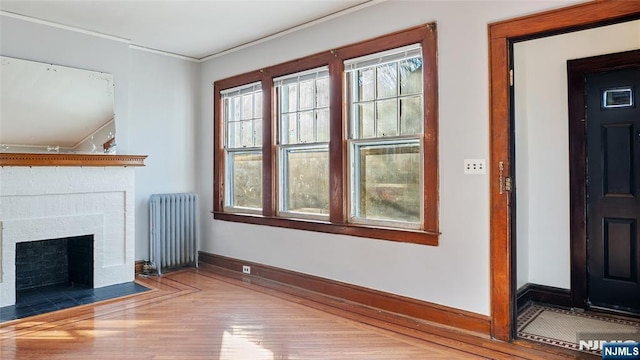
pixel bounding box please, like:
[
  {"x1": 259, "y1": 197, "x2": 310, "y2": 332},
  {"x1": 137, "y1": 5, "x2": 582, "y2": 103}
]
[
  {"x1": 346, "y1": 44, "x2": 424, "y2": 229},
  {"x1": 275, "y1": 67, "x2": 330, "y2": 218},
  {"x1": 214, "y1": 24, "x2": 438, "y2": 245},
  {"x1": 221, "y1": 83, "x2": 263, "y2": 212}
]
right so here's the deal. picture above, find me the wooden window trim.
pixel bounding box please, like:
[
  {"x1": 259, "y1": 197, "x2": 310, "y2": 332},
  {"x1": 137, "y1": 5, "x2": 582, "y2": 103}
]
[{"x1": 213, "y1": 24, "x2": 439, "y2": 246}]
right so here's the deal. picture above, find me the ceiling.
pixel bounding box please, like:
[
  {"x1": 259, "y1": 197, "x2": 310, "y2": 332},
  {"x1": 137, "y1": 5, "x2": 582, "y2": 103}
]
[{"x1": 0, "y1": 0, "x2": 376, "y2": 61}]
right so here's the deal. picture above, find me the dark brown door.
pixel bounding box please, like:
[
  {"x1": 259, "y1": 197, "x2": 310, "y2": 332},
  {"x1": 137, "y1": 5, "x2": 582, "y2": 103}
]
[{"x1": 586, "y1": 66, "x2": 640, "y2": 313}]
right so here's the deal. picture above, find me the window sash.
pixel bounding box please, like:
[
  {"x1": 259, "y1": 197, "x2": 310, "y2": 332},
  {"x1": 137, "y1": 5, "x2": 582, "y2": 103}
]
[
  {"x1": 276, "y1": 67, "x2": 330, "y2": 146},
  {"x1": 223, "y1": 83, "x2": 262, "y2": 149},
  {"x1": 346, "y1": 51, "x2": 424, "y2": 141},
  {"x1": 224, "y1": 149, "x2": 263, "y2": 213},
  {"x1": 348, "y1": 138, "x2": 423, "y2": 229},
  {"x1": 277, "y1": 144, "x2": 330, "y2": 219}
]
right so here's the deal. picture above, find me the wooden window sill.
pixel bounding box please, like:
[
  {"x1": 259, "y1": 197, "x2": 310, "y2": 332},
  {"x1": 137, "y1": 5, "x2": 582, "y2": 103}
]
[{"x1": 213, "y1": 211, "x2": 439, "y2": 246}]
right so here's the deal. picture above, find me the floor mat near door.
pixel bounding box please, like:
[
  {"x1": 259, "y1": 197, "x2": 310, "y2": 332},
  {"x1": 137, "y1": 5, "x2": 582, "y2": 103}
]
[{"x1": 517, "y1": 304, "x2": 640, "y2": 355}]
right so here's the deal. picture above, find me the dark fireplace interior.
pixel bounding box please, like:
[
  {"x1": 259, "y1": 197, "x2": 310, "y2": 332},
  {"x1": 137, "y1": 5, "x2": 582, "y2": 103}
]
[{"x1": 16, "y1": 235, "x2": 94, "y2": 294}]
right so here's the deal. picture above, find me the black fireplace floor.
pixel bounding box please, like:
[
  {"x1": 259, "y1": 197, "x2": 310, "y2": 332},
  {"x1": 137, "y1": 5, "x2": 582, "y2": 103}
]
[{"x1": 0, "y1": 282, "x2": 149, "y2": 322}]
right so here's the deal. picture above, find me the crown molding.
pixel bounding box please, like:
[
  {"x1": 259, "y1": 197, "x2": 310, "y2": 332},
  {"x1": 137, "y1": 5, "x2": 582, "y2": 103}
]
[
  {"x1": 128, "y1": 44, "x2": 199, "y2": 62},
  {"x1": 0, "y1": 10, "x2": 131, "y2": 44}
]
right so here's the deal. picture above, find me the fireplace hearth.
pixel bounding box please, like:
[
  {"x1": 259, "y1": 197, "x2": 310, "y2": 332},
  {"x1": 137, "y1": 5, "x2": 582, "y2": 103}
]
[{"x1": 0, "y1": 281, "x2": 149, "y2": 322}]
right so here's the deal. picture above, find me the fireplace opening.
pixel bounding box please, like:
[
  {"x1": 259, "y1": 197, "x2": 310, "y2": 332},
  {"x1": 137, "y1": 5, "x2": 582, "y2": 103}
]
[
  {"x1": 0, "y1": 232, "x2": 149, "y2": 322},
  {"x1": 15, "y1": 235, "x2": 94, "y2": 299}
]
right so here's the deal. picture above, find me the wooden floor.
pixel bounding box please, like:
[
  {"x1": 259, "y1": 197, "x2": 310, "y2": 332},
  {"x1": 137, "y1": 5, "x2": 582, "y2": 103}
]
[{"x1": 0, "y1": 264, "x2": 583, "y2": 359}]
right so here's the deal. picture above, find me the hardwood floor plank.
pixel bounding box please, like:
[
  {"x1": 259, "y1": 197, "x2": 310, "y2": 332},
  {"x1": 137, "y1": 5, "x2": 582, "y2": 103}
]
[
  {"x1": 196, "y1": 264, "x2": 581, "y2": 359},
  {"x1": 0, "y1": 266, "x2": 578, "y2": 359}
]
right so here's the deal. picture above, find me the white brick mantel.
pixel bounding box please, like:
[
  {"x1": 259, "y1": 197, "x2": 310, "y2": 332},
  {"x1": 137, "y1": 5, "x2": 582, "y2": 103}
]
[{"x1": 0, "y1": 166, "x2": 137, "y2": 306}]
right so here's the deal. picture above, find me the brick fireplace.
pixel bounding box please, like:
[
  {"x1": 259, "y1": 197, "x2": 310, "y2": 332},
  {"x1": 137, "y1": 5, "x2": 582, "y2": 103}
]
[{"x1": 0, "y1": 164, "x2": 139, "y2": 307}]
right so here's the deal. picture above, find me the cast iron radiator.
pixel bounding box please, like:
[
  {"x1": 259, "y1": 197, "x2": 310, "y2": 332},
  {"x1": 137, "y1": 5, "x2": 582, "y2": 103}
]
[{"x1": 149, "y1": 193, "x2": 199, "y2": 275}]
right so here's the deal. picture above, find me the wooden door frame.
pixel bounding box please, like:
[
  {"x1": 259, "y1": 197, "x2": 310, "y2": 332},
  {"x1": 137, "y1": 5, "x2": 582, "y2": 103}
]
[
  {"x1": 567, "y1": 49, "x2": 640, "y2": 311},
  {"x1": 488, "y1": 0, "x2": 640, "y2": 341}
]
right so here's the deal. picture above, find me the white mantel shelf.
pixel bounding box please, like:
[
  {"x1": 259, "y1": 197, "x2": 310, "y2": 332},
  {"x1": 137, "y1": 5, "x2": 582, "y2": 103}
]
[{"x1": 0, "y1": 153, "x2": 147, "y2": 167}]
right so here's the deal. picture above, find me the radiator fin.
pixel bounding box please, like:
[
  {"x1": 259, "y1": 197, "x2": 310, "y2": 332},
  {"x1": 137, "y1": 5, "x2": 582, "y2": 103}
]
[{"x1": 150, "y1": 193, "x2": 198, "y2": 275}]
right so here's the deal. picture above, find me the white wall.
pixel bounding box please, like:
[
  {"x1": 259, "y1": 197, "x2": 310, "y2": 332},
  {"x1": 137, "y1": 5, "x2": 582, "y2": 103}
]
[
  {"x1": 198, "y1": 0, "x2": 586, "y2": 316},
  {"x1": 128, "y1": 49, "x2": 199, "y2": 259},
  {"x1": 0, "y1": 14, "x2": 198, "y2": 262},
  {"x1": 515, "y1": 20, "x2": 640, "y2": 290}
]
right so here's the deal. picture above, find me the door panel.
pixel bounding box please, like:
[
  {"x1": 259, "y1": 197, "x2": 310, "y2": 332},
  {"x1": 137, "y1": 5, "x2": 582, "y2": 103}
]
[
  {"x1": 586, "y1": 67, "x2": 640, "y2": 313},
  {"x1": 603, "y1": 218, "x2": 635, "y2": 280},
  {"x1": 602, "y1": 124, "x2": 634, "y2": 195}
]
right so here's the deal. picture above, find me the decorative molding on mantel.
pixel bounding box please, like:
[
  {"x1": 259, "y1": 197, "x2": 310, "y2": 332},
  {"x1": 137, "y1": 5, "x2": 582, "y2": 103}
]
[{"x1": 0, "y1": 153, "x2": 147, "y2": 167}]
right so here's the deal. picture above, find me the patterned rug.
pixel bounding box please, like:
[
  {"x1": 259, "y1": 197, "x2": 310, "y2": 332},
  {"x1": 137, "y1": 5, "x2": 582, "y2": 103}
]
[{"x1": 517, "y1": 304, "x2": 640, "y2": 355}]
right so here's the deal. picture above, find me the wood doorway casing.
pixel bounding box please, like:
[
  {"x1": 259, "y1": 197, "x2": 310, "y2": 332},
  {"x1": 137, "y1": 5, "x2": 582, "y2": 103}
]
[
  {"x1": 488, "y1": 0, "x2": 640, "y2": 341},
  {"x1": 567, "y1": 49, "x2": 640, "y2": 311}
]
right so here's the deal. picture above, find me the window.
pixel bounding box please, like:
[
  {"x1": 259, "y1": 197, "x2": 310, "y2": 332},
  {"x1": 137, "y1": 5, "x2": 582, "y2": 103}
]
[
  {"x1": 346, "y1": 45, "x2": 424, "y2": 228},
  {"x1": 214, "y1": 24, "x2": 439, "y2": 245},
  {"x1": 275, "y1": 68, "x2": 330, "y2": 218},
  {"x1": 221, "y1": 83, "x2": 263, "y2": 212}
]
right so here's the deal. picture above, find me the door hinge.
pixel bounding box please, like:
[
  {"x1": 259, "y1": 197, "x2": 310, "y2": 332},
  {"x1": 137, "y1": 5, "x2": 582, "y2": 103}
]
[
  {"x1": 509, "y1": 69, "x2": 514, "y2": 86},
  {"x1": 505, "y1": 176, "x2": 512, "y2": 192}
]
